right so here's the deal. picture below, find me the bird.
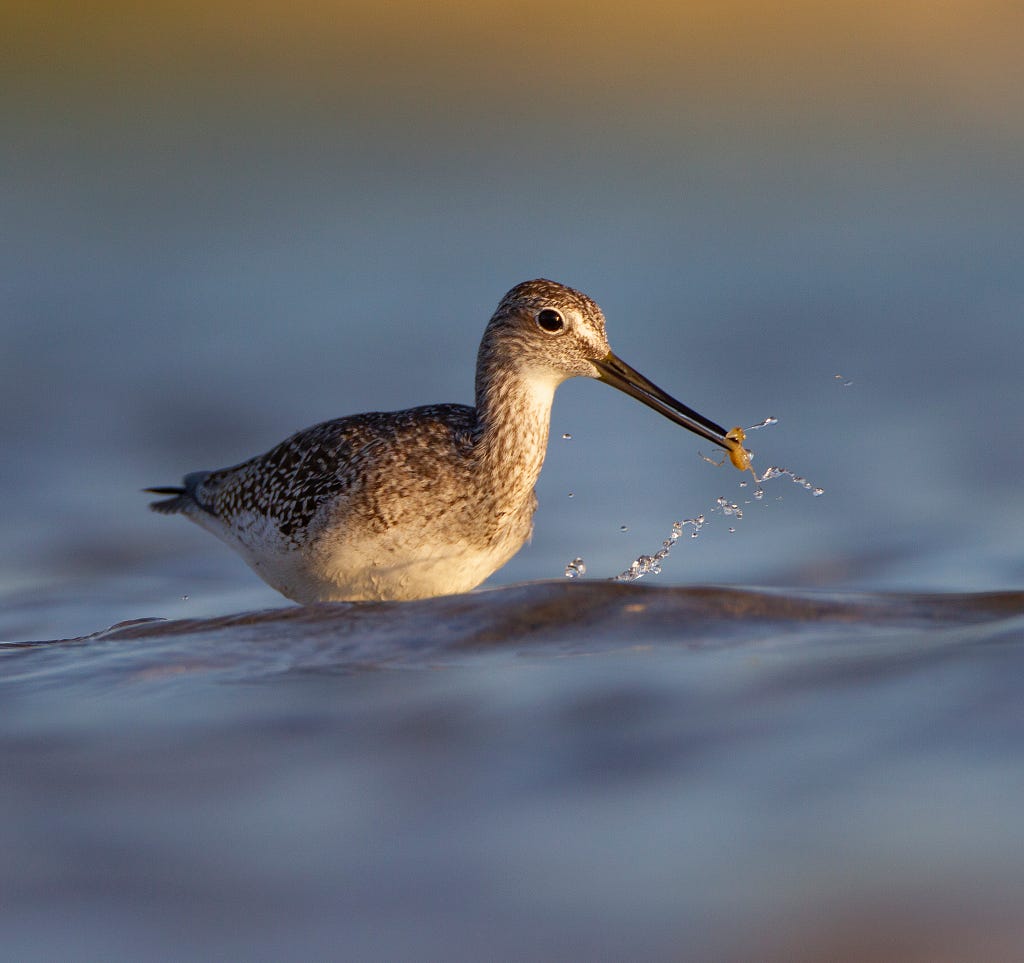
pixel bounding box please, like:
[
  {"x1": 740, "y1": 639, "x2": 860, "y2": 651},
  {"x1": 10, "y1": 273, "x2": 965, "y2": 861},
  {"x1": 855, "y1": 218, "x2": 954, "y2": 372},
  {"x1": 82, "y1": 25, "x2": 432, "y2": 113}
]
[{"x1": 147, "y1": 279, "x2": 744, "y2": 603}]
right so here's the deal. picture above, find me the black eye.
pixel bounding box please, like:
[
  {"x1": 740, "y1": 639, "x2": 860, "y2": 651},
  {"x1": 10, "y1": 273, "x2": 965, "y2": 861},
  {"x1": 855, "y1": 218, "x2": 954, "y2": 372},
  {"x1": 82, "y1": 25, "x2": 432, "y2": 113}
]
[{"x1": 536, "y1": 308, "x2": 564, "y2": 332}]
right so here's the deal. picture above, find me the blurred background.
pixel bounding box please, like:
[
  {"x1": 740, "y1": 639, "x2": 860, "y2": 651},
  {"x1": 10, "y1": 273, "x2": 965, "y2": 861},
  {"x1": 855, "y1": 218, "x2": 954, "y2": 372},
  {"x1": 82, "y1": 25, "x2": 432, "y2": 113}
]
[{"x1": 3, "y1": 0, "x2": 1023, "y2": 638}]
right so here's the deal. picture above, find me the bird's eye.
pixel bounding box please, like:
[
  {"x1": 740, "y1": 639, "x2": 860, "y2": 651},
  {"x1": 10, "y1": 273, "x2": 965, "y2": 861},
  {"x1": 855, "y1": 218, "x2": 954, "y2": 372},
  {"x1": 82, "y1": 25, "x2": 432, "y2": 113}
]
[{"x1": 536, "y1": 308, "x2": 564, "y2": 333}]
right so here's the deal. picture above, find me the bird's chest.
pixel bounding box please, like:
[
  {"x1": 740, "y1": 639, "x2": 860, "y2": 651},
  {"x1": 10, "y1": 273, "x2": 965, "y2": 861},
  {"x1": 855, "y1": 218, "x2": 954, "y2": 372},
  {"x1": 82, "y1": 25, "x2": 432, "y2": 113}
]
[
  {"x1": 309, "y1": 515, "x2": 531, "y2": 601},
  {"x1": 288, "y1": 476, "x2": 537, "y2": 602}
]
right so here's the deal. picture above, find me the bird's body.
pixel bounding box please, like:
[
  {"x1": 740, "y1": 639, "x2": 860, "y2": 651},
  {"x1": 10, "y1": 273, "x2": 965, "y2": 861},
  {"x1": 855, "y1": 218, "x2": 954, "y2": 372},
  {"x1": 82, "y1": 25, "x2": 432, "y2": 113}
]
[
  {"x1": 150, "y1": 280, "x2": 741, "y2": 603},
  {"x1": 152, "y1": 402, "x2": 545, "y2": 602}
]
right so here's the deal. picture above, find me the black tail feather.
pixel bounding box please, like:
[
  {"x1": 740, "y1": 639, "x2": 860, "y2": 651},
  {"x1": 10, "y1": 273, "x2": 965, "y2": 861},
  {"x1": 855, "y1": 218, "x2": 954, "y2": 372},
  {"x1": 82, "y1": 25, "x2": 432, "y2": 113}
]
[
  {"x1": 146, "y1": 487, "x2": 191, "y2": 514},
  {"x1": 145, "y1": 472, "x2": 212, "y2": 515}
]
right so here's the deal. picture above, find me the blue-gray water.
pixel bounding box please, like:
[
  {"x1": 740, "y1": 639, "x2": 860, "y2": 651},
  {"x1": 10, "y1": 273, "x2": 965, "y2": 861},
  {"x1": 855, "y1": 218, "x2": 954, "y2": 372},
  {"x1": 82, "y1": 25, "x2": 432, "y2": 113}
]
[
  {"x1": 4, "y1": 5, "x2": 1024, "y2": 958},
  {"x1": 5, "y1": 584, "x2": 1024, "y2": 960}
]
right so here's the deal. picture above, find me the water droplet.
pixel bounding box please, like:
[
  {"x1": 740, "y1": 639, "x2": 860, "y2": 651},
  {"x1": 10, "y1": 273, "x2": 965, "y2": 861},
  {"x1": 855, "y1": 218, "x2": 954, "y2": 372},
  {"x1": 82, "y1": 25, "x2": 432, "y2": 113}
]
[
  {"x1": 612, "y1": 449, "x2": 820, "y2": 584},
  {"x1": 752, "y1": 465, "x2": 823, "y2": 498},
  {"x1": 564, "y1": 556, "x2": 586, "y2": 579},
  {"x1": 613, "y1": 515, "x2": 710, "y2": 581}
]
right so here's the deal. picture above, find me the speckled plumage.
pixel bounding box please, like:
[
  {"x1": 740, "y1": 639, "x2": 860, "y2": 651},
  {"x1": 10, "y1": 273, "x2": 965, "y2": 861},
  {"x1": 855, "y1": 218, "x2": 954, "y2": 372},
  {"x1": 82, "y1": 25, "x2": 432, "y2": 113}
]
[{"x1": 149, "y1": 279, "x2": 734, "y2": 602}]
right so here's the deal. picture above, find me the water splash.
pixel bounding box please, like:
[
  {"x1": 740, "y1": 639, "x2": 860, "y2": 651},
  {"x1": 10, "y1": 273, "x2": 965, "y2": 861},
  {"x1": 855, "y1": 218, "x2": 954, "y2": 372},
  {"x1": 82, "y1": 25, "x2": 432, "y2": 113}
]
[
  {"x1": 604, "y1": 414, "x2": 822, "y2": 583},
  {"x1": 613, "y1": 516, "x2": 705, "y2": 582},
  {"x1": 759, "y1": 466, "x2": 825, "y2": 495},
  {"x1": 564, "y1": 557, "x2": 586, "y2": 579},
  {"x1": 715, "y1": 496, "x2": 743, "y2": 518}
]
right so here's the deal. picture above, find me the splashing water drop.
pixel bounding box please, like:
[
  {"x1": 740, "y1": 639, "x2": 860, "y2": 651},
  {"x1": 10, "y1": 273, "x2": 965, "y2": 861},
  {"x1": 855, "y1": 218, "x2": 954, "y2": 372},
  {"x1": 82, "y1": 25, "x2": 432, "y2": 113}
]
[
  {"x1": 614, "y1": 419, "x2": 822, "y2": 581},
  {"x1": 756, "y1": 465, "x2": 825, "y2": 496},
  {"x1": 564, "y1": 557, "x2": 586, "y2": 579},
  {"x1": 716, "y1": 496, "x2": 743, "y2": 517},
  {"x1": 613, "y1": 515, "x2": 708, "y2": 581}
]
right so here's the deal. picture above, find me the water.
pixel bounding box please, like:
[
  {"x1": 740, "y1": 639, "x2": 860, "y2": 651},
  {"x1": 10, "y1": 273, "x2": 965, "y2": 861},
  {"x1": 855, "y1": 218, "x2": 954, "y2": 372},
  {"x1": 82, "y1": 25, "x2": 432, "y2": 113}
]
[
  {"x1": 4, "y1": 2, "x2": 1024, "y2": 958},
  {"x1": 615, "y1": 517, "x2": 703, "y2": 582},
  {"x1": 4, "y1": 584, "x2": 1024, "y2": 960},
  {"x1": 759, "y1": 465, "x2": 826, "y2": 496},
  {"x1": 564, "y1": 556, "x2": 586, "y2": 579}
]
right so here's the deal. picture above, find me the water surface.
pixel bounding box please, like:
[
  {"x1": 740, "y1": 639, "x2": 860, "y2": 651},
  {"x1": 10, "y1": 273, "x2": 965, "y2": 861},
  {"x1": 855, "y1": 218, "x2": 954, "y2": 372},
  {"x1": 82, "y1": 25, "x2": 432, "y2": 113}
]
[{"x1": 4, "y1": 583, "x2": 1024, "y2": 960}]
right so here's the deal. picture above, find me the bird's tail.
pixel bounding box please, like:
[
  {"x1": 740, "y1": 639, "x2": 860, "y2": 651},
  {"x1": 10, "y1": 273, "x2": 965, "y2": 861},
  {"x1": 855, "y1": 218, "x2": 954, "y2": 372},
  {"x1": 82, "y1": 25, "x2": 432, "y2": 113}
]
[
  {"x1": 145, "y1": 486, "x2": 191, "y2": 514},
  {"x1": 145, "y1": 471, "x2": 211, "y2": 515}
]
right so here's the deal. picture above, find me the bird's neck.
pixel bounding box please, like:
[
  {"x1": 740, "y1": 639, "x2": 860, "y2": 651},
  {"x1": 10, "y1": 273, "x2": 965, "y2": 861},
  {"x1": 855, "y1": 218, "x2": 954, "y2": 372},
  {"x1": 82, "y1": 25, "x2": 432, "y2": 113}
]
[{"x1": 473, "y1": 362, "x2": 559, "y2": 500}]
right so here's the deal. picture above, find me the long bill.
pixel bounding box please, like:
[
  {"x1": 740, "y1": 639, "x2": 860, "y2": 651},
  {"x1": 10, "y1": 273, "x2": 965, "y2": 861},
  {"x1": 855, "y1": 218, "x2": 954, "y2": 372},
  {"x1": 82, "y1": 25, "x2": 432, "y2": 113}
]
[{"x1": 593, "y1": 352, "x2": 738, "y2": 454}]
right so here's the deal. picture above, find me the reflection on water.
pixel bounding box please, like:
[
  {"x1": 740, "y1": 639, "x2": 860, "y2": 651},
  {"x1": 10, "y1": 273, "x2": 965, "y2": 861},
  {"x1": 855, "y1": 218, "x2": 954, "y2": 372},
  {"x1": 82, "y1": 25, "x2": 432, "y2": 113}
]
[{"x1": 3, "y1": 583, "x2": 1024, "y2": 960}]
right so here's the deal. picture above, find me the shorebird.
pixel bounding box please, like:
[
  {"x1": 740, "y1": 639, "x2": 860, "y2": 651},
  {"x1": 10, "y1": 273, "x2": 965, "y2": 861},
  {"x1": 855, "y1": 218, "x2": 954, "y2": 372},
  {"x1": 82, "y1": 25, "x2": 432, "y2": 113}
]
[{"x1": 148, "y1": 279, "x2": 746, "y2": 603}]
